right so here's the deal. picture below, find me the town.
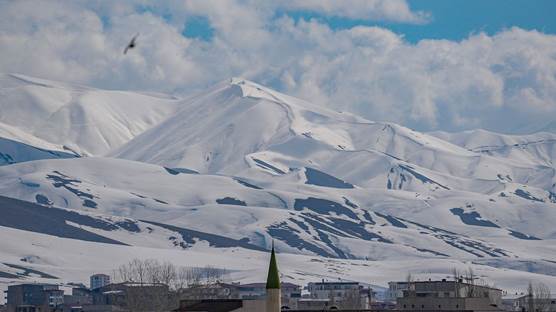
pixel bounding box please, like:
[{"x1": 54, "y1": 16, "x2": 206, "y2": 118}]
[{"x1": 1, "y1": 247, "x2": 554, "y2": 312}]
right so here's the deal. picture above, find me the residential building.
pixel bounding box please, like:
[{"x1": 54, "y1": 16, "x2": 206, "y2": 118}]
[
  {"x1": 89, "y1": 274, "x2": 110, "y2": 290},
  {"x1": 80, "y1": 305, "x2": 127, "y2": 312},
  {"x1": 232, "y1": 282, "x2": 300, "y2": 300},
  {"x1": 502, "y1": 293, "x2": 556, "y2": 311},
  {"x1": 370, "y1": 300, "x2": 396, "y2": 310},
  {"x1": 277, "y1": 282, "x2": 301, "y2": 309},
  {"x1": 179, "y1": 283, "x2": 240, "y2": 300},
  {"x1": 178, "y1": 281, "x2": 301, "y2": 309},
  {"x1": 173, "y1": 299, "x2": 266, "y2": 312},
  {"x1": 91, "y1": 282, "x2": 170, "y2": 311},
  {"x1": 295, "y1": 298, "x2": 331, "y2": 310},
  {"x1": 5, "y1": 283, "x2": 64, "y2": 312},
  {"x1": 306, "y1": 280, "x2": 372, "y2": 309},
  {"x1": 63, "y1": 287, "x2": 92, "y2": 308},
  {"x1": 396, "y1": 279, "x2": 503, "y2": 311},
  {"x1": 386, "y1": 281, "x2": 410, "y2": 302}
]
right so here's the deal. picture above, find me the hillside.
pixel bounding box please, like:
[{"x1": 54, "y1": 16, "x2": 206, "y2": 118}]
[
  {"x1": 0, "y1": 74, "x2": 555, "y2": 294},
  {"x1": 0, "y1": 73, "x2": 180, "y2": 156},
  {"x1": 1, "y1": 195, "x2": 556, "y2": 297}
]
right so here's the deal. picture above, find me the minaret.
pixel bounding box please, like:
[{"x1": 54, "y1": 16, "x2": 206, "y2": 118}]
[{"x1": 265, "y1": 241, "x2": 281, "y2": 312}]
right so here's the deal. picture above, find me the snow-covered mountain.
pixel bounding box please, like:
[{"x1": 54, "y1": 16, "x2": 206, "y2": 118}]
[
  {"x1": 431, "y1": 129, "x2": 556, "y2": 168},
  {"x1": 0, "y1": 121, "x2": 79, "y2": 165},
  {"x1": 112, "y1": 78, "x2": 556, "y2": 196},
  {"x1": 0, "y1": 73, "x2": 180, "y2": 156},
  {"x1": 1, "y1": 74, "x2": 556, "y2": 295},
  {"x1": 2, "y1": 195, "x2": 556, "y2": 296}
]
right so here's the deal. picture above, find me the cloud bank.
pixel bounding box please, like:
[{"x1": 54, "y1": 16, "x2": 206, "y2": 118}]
[{"x1": 0, "y1": 0, "x2": 555, "y2": 133}]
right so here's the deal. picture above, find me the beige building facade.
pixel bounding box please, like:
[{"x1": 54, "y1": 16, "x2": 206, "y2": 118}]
[{"x1": 397, "y1": 280, "x2": 503, "y2": 311}]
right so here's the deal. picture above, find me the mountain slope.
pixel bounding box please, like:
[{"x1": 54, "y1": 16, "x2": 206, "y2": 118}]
[
  {"x1": 1, "y1": 157, "x2": 555, "y2": 262},
  {"x1": 0, "y1": 121, "x2": 79, "y2": 165},
  {"x1": 0, "y1": 73, "x2": 180, "y2": 156},
  {"x1": 1, "y1": 74, "x2": 556, "y2": 297},
  {"x1": 114, "y1": 79, "x2": 555, "y2": 195},
  {"x1": 0, "y1": 136, "x2": 77, "y2": 166},
  {"x1": 3, "y1": 221, "x2": 556, "y2": 301},
  {"x1": 0, "y1": 195, "x2": 265, "y2": 251},
  {"x1": 431, "y1": 129, "x2": 556, "y2": 167}
]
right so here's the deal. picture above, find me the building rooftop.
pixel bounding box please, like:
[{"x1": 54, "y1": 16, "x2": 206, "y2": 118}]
[
  {"x1": 390, "y1": 280, "x2": 501, "y2": 291},
  {"x1": 232, "y1": 282, "x2": 299, "y2": 289},
  {"x1": 309, "y1": 281, "x2": 361, "y2": 285},
  {"x1": 174, "y1": 299, "x2": 243, "y2": 312},
  {"x1": 502, "y1": 293, "x2": 526, "y2": 300},
  {"x1": 409, "y1": 280, "x2": 502, "y2": 291},
  {"x1": 7, "y1": 283, "x2": 60, "y2": 288}
]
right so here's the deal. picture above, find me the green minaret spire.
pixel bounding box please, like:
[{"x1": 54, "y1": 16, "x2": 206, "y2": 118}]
[{"x1": 266, "y1": 241, "x2": 280, "y2": 289}]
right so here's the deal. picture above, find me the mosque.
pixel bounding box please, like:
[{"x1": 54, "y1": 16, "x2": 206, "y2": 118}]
[{"x1": 174, "y1": 244, "x2": 282, "y2": 312}]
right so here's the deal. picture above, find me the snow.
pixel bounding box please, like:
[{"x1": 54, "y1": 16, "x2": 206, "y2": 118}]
[
  {"x1": 1, "y1": 73, "x2": 556, "y2": 300},
  {"x1": 0, "y1": 73, "x2": 181, "y2": 156},
  {"x1": 2, "y1": 225, "x2": 556, "y2": 305},
  {"x1": 0, "y1": 122, "x2": 69, "y2": 154},
  {"x1": 1, "y1": 156, "x2": 555, "y2": 263},
  {"x1": 431, "y1": 129, "x2": 556, "y2": 167},
  {"x1": 110, "y1": 77, "x2": 555, "y2": 199}
]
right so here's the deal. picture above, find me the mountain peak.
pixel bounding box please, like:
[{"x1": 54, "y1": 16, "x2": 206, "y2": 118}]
[
  {"x1": 228, "y1": 77, "x2": 286, "y2": 106},
  {"x1": 2, "y1": 74, "x2": 556, "y2": 291}
]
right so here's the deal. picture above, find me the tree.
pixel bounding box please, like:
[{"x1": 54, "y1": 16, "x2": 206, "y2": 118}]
[
  {"x1": 116, "y1": 260, "x2": 229, "y2": 289},
  {"x1": 115, "y1": 259, "x2": 174, "y2": 312},
  {"x1": 114, "y1": 259, "x2": 231, "y2": 310},
  {"x1": 406, "y1": 272, "x2": 415, "y2": 297},
  {"x1": 464, "y1": 267, "x2": 476, "y2": 297},
  {"x1": 533, "y1": 282, "x2": 551, "y2": 312},
  {"x1": 406, "y1": 272, "x2": 413, "y2": 284},
  {"x1": 452, "y1": 267, "x2": 461, "y2": 298},
  {"x1": 202, "y1": 265, "x2": 228, "y2": 285},
  {"x1": 528, "y1": 282, "x2": 535, "y2": 312},
  {"x1": 526, "y1": 281, "x2": 552, "y2": 312},
  {"x1": 451, "y1": 267, "x2": 459, "y2": 282}
]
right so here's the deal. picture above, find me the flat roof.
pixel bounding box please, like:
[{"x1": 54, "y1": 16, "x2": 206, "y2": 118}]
[
  {"x1": 8, "y1": 283, "x2": 59, "y2": 287},
  {"x1": 409, "y1": 280, "x2": 502, "y2": 291},
  {"x1": 309, "y1": 281, "x2": 360, "y2": 285}
]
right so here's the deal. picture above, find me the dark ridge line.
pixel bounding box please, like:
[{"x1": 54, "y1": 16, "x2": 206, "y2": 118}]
[
  {"x1": 141, "y1": 220, "x2": 267, "y2": 252},
  {"x1": 3, "y1": 263, "x2": 58, "y2": 279},
  {"x1": 0, "y1": 195, "x2": 128, "y2": 246}
]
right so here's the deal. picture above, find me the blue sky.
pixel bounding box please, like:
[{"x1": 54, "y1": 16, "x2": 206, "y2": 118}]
[
  {"x1": 182, "y1": 15, "x2": 214, "y2": 40},
  {"x1": 184, "y1": 0, "x2": 556, "y2": 43},
  {"x1": 375, "y1": 0, "x2": 556, "y2": 42}
]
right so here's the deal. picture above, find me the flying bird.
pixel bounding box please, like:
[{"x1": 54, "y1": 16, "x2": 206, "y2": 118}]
[{"x1": 123, "y1": 33, "x2": 139, "y2": 55}]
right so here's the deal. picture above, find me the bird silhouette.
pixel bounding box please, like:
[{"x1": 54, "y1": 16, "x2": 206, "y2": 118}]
[{"x1": 123, "y1": 33, "x2": 139, "y2": 55}]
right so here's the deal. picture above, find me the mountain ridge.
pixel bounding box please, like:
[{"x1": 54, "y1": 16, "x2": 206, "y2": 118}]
[{"x1": 1, "y1": 73, "x2": 555, "y2": 293}]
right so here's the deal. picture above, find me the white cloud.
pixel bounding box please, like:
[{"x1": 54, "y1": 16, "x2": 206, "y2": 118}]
[
  {"x1": 279, "y1": 0, "x2": 430, "y2": 24},
  {"x1": 1, "y1": 1, "x2": 555, "y2": 133}
]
